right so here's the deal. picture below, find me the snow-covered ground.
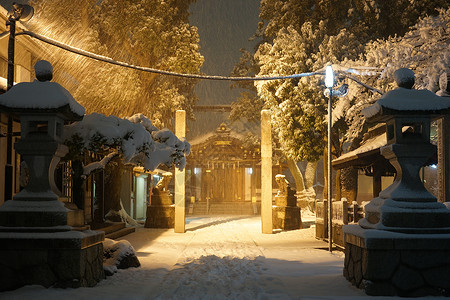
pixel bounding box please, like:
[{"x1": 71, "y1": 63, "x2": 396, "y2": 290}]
[{"x1": 1, "y1": 215, "x2": 447, "y2": 300}]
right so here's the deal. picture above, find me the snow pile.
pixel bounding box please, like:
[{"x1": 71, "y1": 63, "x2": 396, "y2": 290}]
[{"x1": 103, "y1": 238, "x2": 140, "y2": 276}]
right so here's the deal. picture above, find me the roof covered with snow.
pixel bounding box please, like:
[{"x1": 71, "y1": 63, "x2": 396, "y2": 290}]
[
  {"x1": 189, "y1": 123, "x2": 246, "y2": 146},
  {"x1": 0, "y1": 61, "x2": 85, "y2": 119},
  {"x1": 332, "y1": 130, "x2": 387, "y2": 169},
  {"x1": 333, "y1": 121, "x2": 437, "y2": 170},
  {"x1": 363, "y1": 87, "x2": 450, "y2": 121},
  {"x1": 0, "y1": 80, "x2": 85, "y2": 119}
]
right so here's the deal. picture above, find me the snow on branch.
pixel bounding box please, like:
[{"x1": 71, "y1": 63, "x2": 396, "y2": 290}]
[
  {"x1": 83, "y1": 151, "x2": 119, "y2": 176},
  {"x1": 64, "y1": 113, "x2": 190, "y2": 172}
]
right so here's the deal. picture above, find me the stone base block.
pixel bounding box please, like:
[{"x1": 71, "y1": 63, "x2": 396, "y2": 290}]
[
  {"x1": 0, "y1": 230, "x2": 105, "y2": 292},
  {"x1": 151, "y1": 190, "x2": 173, "y2": 206},
  {"x1": 272, "y1": 206, "x2": 301, "y2": 230},
  {"x1": 332, "y1": 222, "x2": 345, "y2": 247},
  {"x1": 275, "y1": 195, "x2": 287, "y2": 206},
  {"x1": 145, "y1": 205, "x2": 175, "y2": 228},
  {"x1": 275, "y1": 195, "x2": 297, "y2": 207},
  {"x1": 0, "y1": 200, "x2": 68, "y2": 228},
  {"x1": 315, "y1": 218, "x2": 327, "y2": 239},
  {"x1": 343, "y1": 224, "x2": 450, "y2": 297}
]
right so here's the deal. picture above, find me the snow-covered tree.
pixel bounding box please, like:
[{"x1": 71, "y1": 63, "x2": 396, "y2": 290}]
[
  {"x1": 253, "y1": 22, "x2": 363, "y2": 200},
  {"x1": 63, "y1": 113, "x2": 190, "y2": 220},
  {"x1": 29, "y1": 0, "x2": 203, "y2": 127},
  {"x1": 258, "y1": 0, "x2": 449, "y2": 41},
  {"x1": 233, "y1": 0, "x2": 449, "y2": 202},
  {"x1": 341, "y1": 8, "x2": 450, "y2": 145}
]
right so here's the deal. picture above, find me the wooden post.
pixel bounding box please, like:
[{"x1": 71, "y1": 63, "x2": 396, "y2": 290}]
[
  {"x1": 261, "y1": 110, "x2": 273, "y2": 234},
  {"x1": 373, "y1": 167, "x2": 382, "y2": 198},
  {"x1": 174, "y1": 110, "x2": 186, "y2": 233},
  {"x1": 438, "y1": 116, "x2": 450, "y2": 203}
]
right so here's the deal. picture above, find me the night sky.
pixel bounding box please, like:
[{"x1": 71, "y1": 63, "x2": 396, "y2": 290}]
[{"x1": 188, "y1": 0, "x2": 261, "y2": 139}]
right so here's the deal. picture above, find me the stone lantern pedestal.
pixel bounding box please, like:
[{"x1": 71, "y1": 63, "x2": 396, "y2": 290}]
[
  {"x1": 343, "y1": 69, "x2": 450, "y2": 297},
  {"x1": 145, "y1": 172, "x2": 175, "y2": 228},
  {"x1": 0, "y1": 61, "x2": 104, "y2": 291},
  {"x1": 272, "y1": 174, "x2": 301, "y2": 230}
]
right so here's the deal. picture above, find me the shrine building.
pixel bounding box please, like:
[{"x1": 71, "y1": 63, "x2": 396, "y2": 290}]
[{"x1": 185, "y1": 123, "x2": 281, "y2": 214}]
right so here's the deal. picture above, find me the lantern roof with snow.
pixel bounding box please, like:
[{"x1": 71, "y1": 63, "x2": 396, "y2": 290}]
[
  {"x1": 363, "y1": 68, "x2": 450, "y2": 123},
  {"x1": 0, "y1": 60, "x2": 84, "y2": 121}
]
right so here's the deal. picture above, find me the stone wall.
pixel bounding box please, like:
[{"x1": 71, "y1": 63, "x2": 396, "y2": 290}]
[
  {"x1": 0, "y1": 231, "x2": 105, "y2": 291},
  {"x1": 344, "y1": 228, "x2": 450, "y2": 297}
]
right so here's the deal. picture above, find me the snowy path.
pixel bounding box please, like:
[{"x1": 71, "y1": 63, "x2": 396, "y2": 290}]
[{"x1": 2, "y1": 216, "x2": 448, "y2": 299}]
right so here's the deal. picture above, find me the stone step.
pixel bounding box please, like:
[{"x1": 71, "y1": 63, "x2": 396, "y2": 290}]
[
  {"x1": 189, "y1": 202, "x2": 259, "y2": 215},
  {"x1": 90, "y1": 222, "x2": 135, "y2": 239},
  {"x1": 105, "y1": 227, "x2": 136, "y2": 240},
  {"x1": 71, "y1": 225, "x2": 91, "y2": 231},
  {"x1": 96, "y1": 222, "x2": 126, "y2": 234}
]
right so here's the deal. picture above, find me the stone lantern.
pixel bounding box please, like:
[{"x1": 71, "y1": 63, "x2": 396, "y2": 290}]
[
  {"x1": 0, "y1": 61, "x2": 104, "y2": 291},
  {"x1": 0, "y1": 60, "x2": 84, "y2": 228},
  {"x1": 343, "y1": 69, "x2": 450, "y2": 297}
]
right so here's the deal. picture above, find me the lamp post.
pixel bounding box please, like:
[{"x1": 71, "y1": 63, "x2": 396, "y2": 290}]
[
  {"x1": 325, "y1": 65, "x2": 334, "y2": 252},
  {"x1": 4, "y1": 2, "x2": 34, "y2": 202}
]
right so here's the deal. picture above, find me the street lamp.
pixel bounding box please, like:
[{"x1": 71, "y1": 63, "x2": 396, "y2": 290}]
[
  {"x1": 325, "y1": 65, "x2": 334, "y2": 252},
  {"x1": 4, "y1": 2, "x2": 34, "y2": 202}
]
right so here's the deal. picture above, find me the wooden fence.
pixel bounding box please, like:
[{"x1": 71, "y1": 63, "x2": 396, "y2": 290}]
[{"x1": 315, "y1": 200, "x2": 365, "y2": 247}]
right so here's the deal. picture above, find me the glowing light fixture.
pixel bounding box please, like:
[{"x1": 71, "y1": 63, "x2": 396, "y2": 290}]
[
  {"x1": 10, "y1": 2, "x2": 34, "y2": 22},
  {"x1": 325, "y1": 65, "x2": 334, "y2": 88}
]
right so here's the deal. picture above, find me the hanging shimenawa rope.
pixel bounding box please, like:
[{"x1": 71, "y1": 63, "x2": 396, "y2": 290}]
[
  {"x1": 17, "y1": 30, "x2": 384, "y2": 95},
  {"x1": 17, "y1": 30, "x2": 320, "y2": 81}
]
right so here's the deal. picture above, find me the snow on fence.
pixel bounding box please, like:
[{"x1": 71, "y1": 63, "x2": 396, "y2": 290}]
[{"x1": 315, "y1": 200, "x2": 366, "y2": 247}]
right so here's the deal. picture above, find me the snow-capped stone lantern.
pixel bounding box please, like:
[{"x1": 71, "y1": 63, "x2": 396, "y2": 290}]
[
  {"x1": 0, "y1": 60, "x2": 84, "y2": 228},
  {"x1": 360, "y1": 68, "x2": 450, "y2": 232},
  {"x1": 343, "y1": 68, "x2": 450, "y2": 297},
  {"x1": 0, "y1": 61, "x2": 104, "y2": 291}
]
